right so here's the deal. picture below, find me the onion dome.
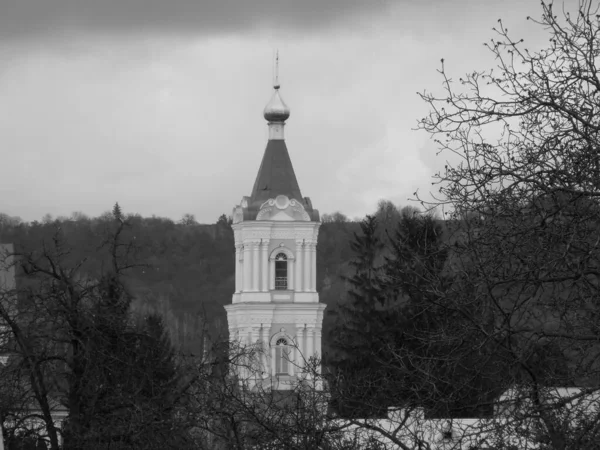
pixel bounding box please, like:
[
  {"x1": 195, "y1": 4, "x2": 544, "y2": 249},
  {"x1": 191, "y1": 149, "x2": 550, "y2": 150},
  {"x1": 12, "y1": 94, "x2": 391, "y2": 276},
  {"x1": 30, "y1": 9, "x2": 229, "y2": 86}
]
[{"x1": 263, "y1": 85, "x2": 290, "y2": 122}]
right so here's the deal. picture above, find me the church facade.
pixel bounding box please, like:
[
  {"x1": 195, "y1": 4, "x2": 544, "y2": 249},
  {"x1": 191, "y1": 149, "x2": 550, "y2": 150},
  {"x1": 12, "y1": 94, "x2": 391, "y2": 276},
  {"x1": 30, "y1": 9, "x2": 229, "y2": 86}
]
[{"x1": 225, "y1": 82, "x2": 326, "y2": 390}]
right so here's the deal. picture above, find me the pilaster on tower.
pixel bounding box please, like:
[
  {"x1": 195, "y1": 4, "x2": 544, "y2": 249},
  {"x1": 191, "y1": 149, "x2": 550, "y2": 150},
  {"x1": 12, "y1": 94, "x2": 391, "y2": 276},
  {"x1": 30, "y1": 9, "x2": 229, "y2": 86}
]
[{"x1": 225, "y1": 79, "x2": 326, "y2": 390}]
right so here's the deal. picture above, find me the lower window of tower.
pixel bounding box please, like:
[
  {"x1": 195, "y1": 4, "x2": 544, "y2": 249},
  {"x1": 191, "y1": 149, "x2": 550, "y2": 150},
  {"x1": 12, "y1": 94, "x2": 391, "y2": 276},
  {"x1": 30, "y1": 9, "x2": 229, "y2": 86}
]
[
  {"x1": 275, "y1": 253, "x2": 288, "y2": 290},
  {"x1": 275, "y1": 338, "x2": 291, "y2": 374}
]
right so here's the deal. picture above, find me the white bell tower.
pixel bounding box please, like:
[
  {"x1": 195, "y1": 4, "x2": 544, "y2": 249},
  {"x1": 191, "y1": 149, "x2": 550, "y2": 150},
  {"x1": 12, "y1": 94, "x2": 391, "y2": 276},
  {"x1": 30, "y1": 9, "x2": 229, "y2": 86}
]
[{"x1": 225, "y1": 77, "x2": 325, "y2": 390}]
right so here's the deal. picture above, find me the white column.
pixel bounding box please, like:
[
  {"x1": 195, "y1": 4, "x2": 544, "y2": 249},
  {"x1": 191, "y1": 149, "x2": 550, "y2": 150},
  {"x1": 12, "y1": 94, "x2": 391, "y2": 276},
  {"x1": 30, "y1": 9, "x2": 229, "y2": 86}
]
[
  {"x1": 311, "y1": 244, "x2": 317, "y2": 292},
  {"x1": 289, "y1": 343, "x2": 295, "y2": 376},
  {"x1": 252, "y1": 241, "x2": 260, "y2": 291},
  {"x1": 261, "y1": 240, "x2": 269, "y2": 292},
  {"x1": 269, "y1": 257, "x2": 275, "y2": 290},
  {"x1": 233, "y1": 327, "x2": 244, "y2": 378},
  {"x1": 234, "y1": 245, "x2": 241, "y2": 292},
  {"x1": 239, "y1": 249, "x2": 244, "y2": 293},
  {"x1": 288, "y1": 259, "x2": 294, "y2": 291},
  {"x1": 243, "y1": 244, "x2": 251, "y2": 291},
  {"x1": 271, "y1": 346, "x2": 276, "y2": 376},
  {"x1": 296, "y1": 327, "x2": 305, "y2": 370},
  {"x1": 315, "y1": 329, "x2": 322, "y2": 372},
  {"x1": 235, "y1": 244, "x2": 244, "y2": 292},
  {"x1": 242, "y1": 327, "x2": 251, "y2": 382},
  {"x1": 295, "y1": 240, "x2": 303, "y2": 292},
  {"x1": 261, "y1": 326, "x2": 269, "y2": 375},
  {"x1": 250, "y1": 327, "x2": 259, "y2": 380},
  {"x1": 306, "y1": 328, "x2": 315, "y2": 361},
  {"x1": 292, "y1": 340, "x2": 298, "y2": 376},
  {"x1": 303, "y1": 241, "x2": 311, "y2": 292}
]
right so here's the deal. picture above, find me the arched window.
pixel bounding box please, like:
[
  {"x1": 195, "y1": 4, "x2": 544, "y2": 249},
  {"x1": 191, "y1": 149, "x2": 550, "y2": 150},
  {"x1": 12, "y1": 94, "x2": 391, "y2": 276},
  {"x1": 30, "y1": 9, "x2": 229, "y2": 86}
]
[
  {"x1": 275, "y1": 253, "x2": 288, "y2": 290},
  {"x1": 275, "y1": 338, "x2": 291, "y2": 375}
]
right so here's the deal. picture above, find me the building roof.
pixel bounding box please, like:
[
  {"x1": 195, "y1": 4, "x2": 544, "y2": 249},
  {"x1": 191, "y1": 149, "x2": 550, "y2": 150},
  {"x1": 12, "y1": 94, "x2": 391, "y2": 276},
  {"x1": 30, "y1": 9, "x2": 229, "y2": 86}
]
[{"x1": 249, "y1": 139, "x2": 303, "y2": 208}]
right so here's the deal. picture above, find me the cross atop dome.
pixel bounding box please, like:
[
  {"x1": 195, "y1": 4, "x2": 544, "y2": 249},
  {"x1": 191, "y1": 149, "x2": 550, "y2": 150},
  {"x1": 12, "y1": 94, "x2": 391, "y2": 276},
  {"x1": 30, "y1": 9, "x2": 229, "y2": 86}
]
[{"x1": 263, "y1": 51, "x2": 290, "y2": 126}]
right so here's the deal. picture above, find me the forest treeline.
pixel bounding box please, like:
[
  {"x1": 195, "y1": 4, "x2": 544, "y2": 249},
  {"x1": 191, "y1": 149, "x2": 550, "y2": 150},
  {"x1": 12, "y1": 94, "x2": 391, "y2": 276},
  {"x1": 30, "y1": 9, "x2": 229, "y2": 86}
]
[{"x1": 0, "y1": 202, "x2": 405, "y2": 355}]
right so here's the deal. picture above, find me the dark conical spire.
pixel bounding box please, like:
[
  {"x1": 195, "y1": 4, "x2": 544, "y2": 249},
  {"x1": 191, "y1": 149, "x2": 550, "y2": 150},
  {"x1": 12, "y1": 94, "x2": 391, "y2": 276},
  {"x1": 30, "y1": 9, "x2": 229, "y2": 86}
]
[{"x1": 249, "y1": 139, "x2": 303, "y2": 207}]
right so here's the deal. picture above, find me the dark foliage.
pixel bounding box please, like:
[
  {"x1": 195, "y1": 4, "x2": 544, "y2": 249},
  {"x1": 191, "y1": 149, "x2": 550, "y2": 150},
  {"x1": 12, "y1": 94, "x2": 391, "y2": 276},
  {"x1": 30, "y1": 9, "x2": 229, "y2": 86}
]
[{"x1": 328, "y1": 212, "x2": 503, "y2": 419}]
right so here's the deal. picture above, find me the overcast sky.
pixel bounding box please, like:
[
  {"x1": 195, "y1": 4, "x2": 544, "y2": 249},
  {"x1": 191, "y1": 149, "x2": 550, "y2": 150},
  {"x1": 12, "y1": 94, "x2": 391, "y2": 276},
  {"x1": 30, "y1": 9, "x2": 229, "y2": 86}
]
[{"x1": 0, "y1": 0, "x2": 579, "y2": 223}]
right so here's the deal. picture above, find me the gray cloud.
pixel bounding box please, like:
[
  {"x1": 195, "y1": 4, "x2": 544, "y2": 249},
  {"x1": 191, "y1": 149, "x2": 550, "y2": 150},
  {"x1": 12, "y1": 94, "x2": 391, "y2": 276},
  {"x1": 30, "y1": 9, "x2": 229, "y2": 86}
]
[{"x1": 0, "y1": 0, "x2": 392, "y2": 41}]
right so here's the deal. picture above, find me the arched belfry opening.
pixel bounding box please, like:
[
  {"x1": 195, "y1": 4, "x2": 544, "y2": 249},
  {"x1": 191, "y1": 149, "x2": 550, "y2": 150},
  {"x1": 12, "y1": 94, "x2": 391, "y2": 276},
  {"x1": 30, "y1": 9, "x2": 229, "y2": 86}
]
[
  {"x1": 274, "y1": 337, "x2": 291, "y2": 375},
  {"x1": 274, "y1": 253, "x2": 288, "y2": 290},
  {"x1": 224, "y1": 76, "x2": 326, "y2": 390}
]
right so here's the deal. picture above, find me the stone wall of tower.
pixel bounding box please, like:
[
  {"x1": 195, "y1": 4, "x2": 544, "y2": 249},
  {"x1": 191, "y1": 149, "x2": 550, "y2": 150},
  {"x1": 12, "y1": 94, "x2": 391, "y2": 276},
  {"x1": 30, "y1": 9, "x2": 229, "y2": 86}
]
[
  {"x1": 225, "y1": 301, "x2": 326, "y2": 389},
  {"x1": 225, "y1": 218, "x2": 325, "y2": 389},
  {"x1": 231, "y1": 220, "x2": 320, "y2": 304}
]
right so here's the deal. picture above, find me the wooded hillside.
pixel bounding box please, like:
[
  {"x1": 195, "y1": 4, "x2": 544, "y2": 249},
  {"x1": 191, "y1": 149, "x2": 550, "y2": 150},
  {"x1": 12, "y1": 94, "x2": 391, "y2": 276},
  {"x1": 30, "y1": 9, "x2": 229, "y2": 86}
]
[{"x1": 0, "y1": 208, "x2": 368, "y2": 354}]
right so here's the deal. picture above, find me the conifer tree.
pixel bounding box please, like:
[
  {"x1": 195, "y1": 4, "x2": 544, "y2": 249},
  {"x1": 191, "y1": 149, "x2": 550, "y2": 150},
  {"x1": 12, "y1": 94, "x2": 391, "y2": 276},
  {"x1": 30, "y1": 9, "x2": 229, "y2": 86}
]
[
  {"x1": 330, "y1": 215, "x2": 386, "y2": 355},
  {"x1": 112, "y1": 203, "x2": 122, "y2": 222},
  {"x1": 328, "y1": 215, "x2": 392, "y2": 417},
  {"x1": 328, "y1": 211, "x2": 498, "y2": 419},
  {"x1": 381, "y1": 212, "x2": 499, "y2": 418}
]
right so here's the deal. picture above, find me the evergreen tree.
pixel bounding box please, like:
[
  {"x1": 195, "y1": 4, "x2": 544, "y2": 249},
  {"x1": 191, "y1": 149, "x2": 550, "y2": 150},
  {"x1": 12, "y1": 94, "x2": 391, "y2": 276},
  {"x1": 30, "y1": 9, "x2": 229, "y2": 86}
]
[
  {"x1": 330, "y1": 215, "x2": 386, "y2": 357},
  {"x1": 112, "y1": 203, "x2": 122, "y2": 222},
  {"x1": 328, "y1": 212, "x2": 499, "y2": 419},
  {"x1": 64, "y1": 278, "x2": 186, "y2": 449},
  {"x1": 328, "y1": 215, "x2": 392, "y2": 417},
  {"x1": 383, "y1": 213, "x2": 502, "y2": 418}
]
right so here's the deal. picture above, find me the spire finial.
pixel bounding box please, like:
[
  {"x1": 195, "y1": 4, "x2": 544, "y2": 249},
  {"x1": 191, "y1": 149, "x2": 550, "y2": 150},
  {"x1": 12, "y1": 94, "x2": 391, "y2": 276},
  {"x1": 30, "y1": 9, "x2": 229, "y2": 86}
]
[
  {"x1": 264, "y1": 51, "x2": 289, "y2": 127},
  {"x1": 274, "y1": 50, "x2": 280, "y2": 90}
]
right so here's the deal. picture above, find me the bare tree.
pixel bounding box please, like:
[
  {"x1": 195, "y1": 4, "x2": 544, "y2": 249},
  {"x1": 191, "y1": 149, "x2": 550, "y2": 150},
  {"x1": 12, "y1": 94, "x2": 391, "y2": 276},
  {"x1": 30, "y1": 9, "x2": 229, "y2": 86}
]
[
  {"x1": 417, "y1": 1, "x2": 600, "y2": 448},
  {"x1": 185, "y1": 337, "x2": 377, "y2": 450},
  {"x1": 321, "y1": 212, "x2": 350, "y2": 224},
  {"x1": 0, "y1": 206, "x2": 196, "y2": 449},
  {"x1": 179, "y1": 214, "x2": 198, "y2": 226}
]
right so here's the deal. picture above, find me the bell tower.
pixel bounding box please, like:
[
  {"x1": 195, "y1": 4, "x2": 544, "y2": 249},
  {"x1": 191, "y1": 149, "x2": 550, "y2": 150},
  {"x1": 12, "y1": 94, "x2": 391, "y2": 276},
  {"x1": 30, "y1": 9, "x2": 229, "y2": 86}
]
[{"x1": 225, "y1": 73, "x2": 325, "y2": 390}]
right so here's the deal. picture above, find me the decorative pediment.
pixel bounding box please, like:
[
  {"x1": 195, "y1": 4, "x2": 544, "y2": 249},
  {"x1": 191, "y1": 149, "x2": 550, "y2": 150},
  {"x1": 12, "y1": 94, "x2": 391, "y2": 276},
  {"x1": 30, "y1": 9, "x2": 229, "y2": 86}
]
[
  {"x1": 232, "y1": 197, "x2": 251, "y2": 224},
  {"x1": 256, "y1": 195, "x2": 311, "y2": 222},
  {"x1": 232, "y1": 206, "x2": 244, "y2": 224}
]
